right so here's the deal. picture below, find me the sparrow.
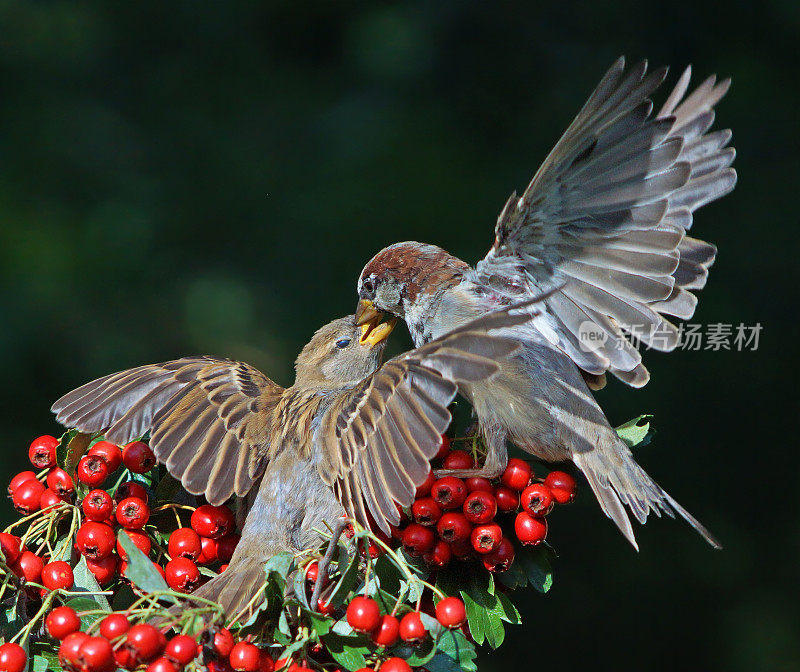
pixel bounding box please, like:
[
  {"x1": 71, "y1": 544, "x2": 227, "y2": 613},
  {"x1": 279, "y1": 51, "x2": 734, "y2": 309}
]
[
  {"x1": 51, "y1": 305, "x2": 530, "y2": 616},
  {"x1": 355, "y1": 58, "x2": 736, "y2": 550}
]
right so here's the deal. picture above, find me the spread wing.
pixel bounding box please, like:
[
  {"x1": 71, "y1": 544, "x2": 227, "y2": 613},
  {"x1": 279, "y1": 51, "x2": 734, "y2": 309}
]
[
  {"x1": 475, "y1": 57, "x2": 736, "y2": 387},
  {"x1": 319, "y1": 302, "x2": 540, "y2": 534},
  {"x1": 51, "y1": 357, "x2": 284, "y2": 505}
]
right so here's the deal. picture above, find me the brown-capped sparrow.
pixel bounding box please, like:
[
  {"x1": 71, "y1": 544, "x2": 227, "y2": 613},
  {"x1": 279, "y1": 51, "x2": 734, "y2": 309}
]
[{"x1": 356, "y1": 58, "x2": 736, "y2": 550}]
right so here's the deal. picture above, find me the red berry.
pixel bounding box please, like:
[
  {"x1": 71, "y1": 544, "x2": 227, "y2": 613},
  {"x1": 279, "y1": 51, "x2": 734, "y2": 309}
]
[
  {"x1": 165, "y1": 557, "x2": 201, "y2": 592},
  {"x1": 77, "y1": 455, "x2": 109, "y2": 487},
  {"x1": 76, "y1": 522, "x2": 115, "y2": 560},
  {"x1": 442, "y1": 450, "x2": 474, "y2": 470},
  {"x1": 168, "y1": 528, "x2": 201, "y2": 560},
  {"x1": 216, "y1": 534, "x2": 240, "y2": 563},
  {"x1": 435, "y1": 596, "x2": 467, "y2": 628},
  {"x1": 501, "y1": 458, "x2": 532, "y2": 491},
  {"x1": 86, "y1": 555, "x2": 119, "y2": 585},
  {"x1": 380, "y1": 659, "x2": 411, "y2": 672},
  {"x1": 411, "y1": 497, "x2": 442, "y2": 526},
  {"x1": 415, "y1": 471, "x2": 436, "y2": 498},
  {"x1": 82, "y1": 489, "x2": 114, "y2": 521},
  {"x1": 465, "y1": 477, "x2": 493, "y2": 493},
  {"x1": 190, "y1": 504, "x2": 235, "y2": 539},
  {"x1": 164, "y1": 634, "x2": 197, "y2": 667},
  {"x1": 371, "y1": 614, "x2": 400, "y2": 647},
  {"x1": 422, "y1": 539, "x2": 452, "y2": 568},
  {"x1": 146, "y1": 657, "x2": 178, "y2": 672},
  {"x1": 115, "y1": 481, "x2": 150, "y2": 504},
  {"x1": 117, "y1": 530, "x2": 152, "y2": 560},
  {"x1": 430, "y1": 477, "x2": 467, "y2": 510},
  {"x1": 40, "y1": 487, "x2": 70, "y2": 511},
  {"x1": 42, "y1": 560, "x2": 74, "y2": 590},
  {"x1": 258, "y1": 650, "x2": 274, "y2": 672},
  {"x1": 29, "y1": 435, "x2": 58, "y2": 469},
  {"x1": 197, "y1": 536, "x2": 218, "y2": 564},
  {"x1": 230, "y1": 642, "x2": 261, "y2": 672},
  {"x1": 346, "y1": 596, "x2": 381, "y2": 632},
  {"x1": 46, "y1": 467, "x2": 75, "y2": 496},
  {"x1": 7, "y1": 471, "x2": 37, "y2": 495},
  {"x1": 11, "y1": 478, "x2": 45, "y2": 514},
  {"x1": 514, "y1": 511, "x2": 548, "y2": 545},
  {"x1": 0, "y1": 643, "x2": 26, "y2": 672},
  {"x1": 59, "y1": 631, "x2": 89, "y2": 668},
  {"x1": 122, "y1": 441, "x2": 156, "y2": 473},
  {"x1": 434, "y1": 435, "x2": 451, "y2": 460},
  {"x1": 88, "y1": 440, "x2": 123, "y2": 472},
  {"x1": 116, "y1": 496, "x2": 150, "y2": 529},
  {"x1": 12, "y1": 550, "x2": 43, "y2": 583},
  {"x1": 399, "y1": 611, "x2": 427, "y2": 642},
  {"x1": 304, "y1": 560, "x2": 319, "y2": 583},
  {"x1": 494, "y1": 486, "x2": 520, "y2": 513},
  {"x1": 152, "y1": 561, "x2": 167, "y2": 580},
  {"x1": 316, "y1": 597, "x2": 335, "y2": 615},
  {"x1": 482, "y1": 536, "x2": 516, "y2": 572},
  {"x1": 436, "y1": 512, "x2": 472, "y2": 543},
  {"x1": 520, "y1": 483, "x2": 554, "y2": 516},
  {"x1": 401, "y1": 523, "x2": 435, "y2": 556},
  {"x1": 545, "y1": 470, "x2": 577, "y2": 504},
  {"x1": 463, "y1": 490, "x2": 497, "y2": 525},
  {"x1": 0, "y1": 533, "x2": 21, "y2": 565},
  {"x1": 212, "y1": 628, "x2": 235, "y2": 657},
  {"x1": 125, "y1": 624, "x2": 165, "y2": 663},
  {"x1": 470, "y1": 523, "x2": 502, "y2": 554},
  {"x1": 99, "y1": 613, "x2": 130, "y2": 641},
  {"x1": 78, "y1": 636, "x2": 115, "y2": 672},
  {"x1": 115, "y1": 646, "x2": 139, "y2": 670},
  {"x1": 46, "y1": 605, "x2": 81, "y2": 639}
]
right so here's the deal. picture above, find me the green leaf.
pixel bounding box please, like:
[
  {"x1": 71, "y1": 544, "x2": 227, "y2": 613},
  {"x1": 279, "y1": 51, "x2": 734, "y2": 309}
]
[
  {"x1": 116, "y1": 530, "x2": 171, "y2": 598},
  {"x1": 393, "y1": 638, "x2": 437, "y2": 667},
  {"x1": 263, "y1": 552, "x2": 294, "y2": 586},
  {"x1": 66, "y1": 597, "x2": 106, "y2": 629},
  {"x1": 154, "y1": 473, "x2": 182, "y2": 503},
  {"x1": 321, "y1": 632, "x2": 370, "y2": 672},
  {"x1": 430, "y1": 628, "x2": 477, "y2": 672},
  {"x1": 304, "y1": 609, "x2": 333, "y2": 637},
  {"x1": 326, "y1": 549, "x2": 359, "y2": 608},
  {"x1": 495, "y1": 590, "x2": 521, "y2": 625},
  {"x1": 71, "y1": 557, "x2": 111, "y2": 611},
  {"x1": 616, "y1": 415, "x2": 654, "y2": 448},
  {"x1": 292, "y1": 568, "x2": 310, "y2": 610},
  {"x1": 60, "y1": 432, "x2": 91, "y2": 476},
  {"x1": 517, "y1": 545, "x2": 554, "y2": 594}
]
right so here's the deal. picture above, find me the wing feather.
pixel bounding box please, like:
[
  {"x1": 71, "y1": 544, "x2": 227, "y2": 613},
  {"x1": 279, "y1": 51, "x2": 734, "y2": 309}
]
[
  {"x1": 475, "y1": 58, "x2": 735, "y2": 386},
  {"x1": 51, "y1": 357, "x2": 283, "y2": 504}
]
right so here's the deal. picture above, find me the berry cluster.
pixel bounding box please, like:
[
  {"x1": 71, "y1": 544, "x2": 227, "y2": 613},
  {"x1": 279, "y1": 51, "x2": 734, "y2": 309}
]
[
  {"x1": 3, "y1": 435, "x2": 240, "y2": 594},
  {"x1": 0, "y1": 609, "x2": 276, "y2": 672},
  {"x1": 393, "y1": 438, "x2": 575, "y2": 573}
]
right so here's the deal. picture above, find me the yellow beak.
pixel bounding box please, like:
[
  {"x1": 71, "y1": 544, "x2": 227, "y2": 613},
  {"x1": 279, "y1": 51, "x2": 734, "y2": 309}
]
[
  {"x1": 355, "y1": 299, "x2": 380, "y2": 327},
  {"x1": 356, "y1": 299, "x2": 397, "y2": 347}
]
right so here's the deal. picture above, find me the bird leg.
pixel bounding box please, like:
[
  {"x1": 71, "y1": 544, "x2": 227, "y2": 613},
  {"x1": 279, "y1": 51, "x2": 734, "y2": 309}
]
[{"x1": 310, "y1": 518, "x2": 349, "y2": 610}]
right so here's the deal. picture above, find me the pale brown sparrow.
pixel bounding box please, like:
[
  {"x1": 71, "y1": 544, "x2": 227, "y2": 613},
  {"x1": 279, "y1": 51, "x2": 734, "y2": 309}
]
[{"x1": 52, "y1": 305, "x2": 531, "y2": 616}]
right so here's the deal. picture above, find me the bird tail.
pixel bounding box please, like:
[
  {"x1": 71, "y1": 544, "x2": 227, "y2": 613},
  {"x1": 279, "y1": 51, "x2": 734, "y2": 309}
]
[
  {"x1": 573, "y1": 439, "x2": 721, "y2": 551},
  {"x1": 191, "y1": 556, "x2": 268, "y2": 623}
]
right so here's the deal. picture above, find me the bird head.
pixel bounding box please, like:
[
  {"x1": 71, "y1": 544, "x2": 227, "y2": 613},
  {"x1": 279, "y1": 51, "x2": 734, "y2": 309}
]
[
  {"x1": 355, "y1": 242, "x2": 469, "y2": 329},
  {"x1": 294, "y1": 314, "x2": 397, "y2": 386}
]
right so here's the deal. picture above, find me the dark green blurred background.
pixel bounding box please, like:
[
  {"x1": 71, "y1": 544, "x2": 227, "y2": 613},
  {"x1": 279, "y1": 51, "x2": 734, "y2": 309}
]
[{"x1": 0, "y1": 1, "x2": 797, "y2": 670}]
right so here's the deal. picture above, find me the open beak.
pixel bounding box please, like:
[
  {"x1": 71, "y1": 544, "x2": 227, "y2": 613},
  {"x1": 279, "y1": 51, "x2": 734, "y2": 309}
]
[{"x1": 357, "y1": 299, "x2": 397, "y2": 347}]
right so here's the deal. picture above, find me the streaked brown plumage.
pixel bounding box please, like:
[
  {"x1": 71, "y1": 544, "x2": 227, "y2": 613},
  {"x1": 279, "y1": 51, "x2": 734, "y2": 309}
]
[
  {"x1": 356, "y1": 58, "x2": 735, "y2": 550},
  {"x1": 52, "y1": 305, "x2": 535, "y2": 617}
]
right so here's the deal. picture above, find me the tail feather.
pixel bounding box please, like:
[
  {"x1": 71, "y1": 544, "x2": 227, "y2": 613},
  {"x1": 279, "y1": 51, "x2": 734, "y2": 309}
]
[
  {"x1": 574, "y1": 442, "x2": 721, "y2": 550},
  {"x1": 191, "y1": 557, "x2": 267, "y2": 622}
]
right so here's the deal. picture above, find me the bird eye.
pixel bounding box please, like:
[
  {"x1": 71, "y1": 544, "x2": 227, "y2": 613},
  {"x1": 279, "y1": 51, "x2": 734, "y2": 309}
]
[
  {"x1": 335, "y1": 338, "x2": 351, "y2": 349},
  {"x1": 362, "y1": 279, "x2": 375, "y2": 294}
]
